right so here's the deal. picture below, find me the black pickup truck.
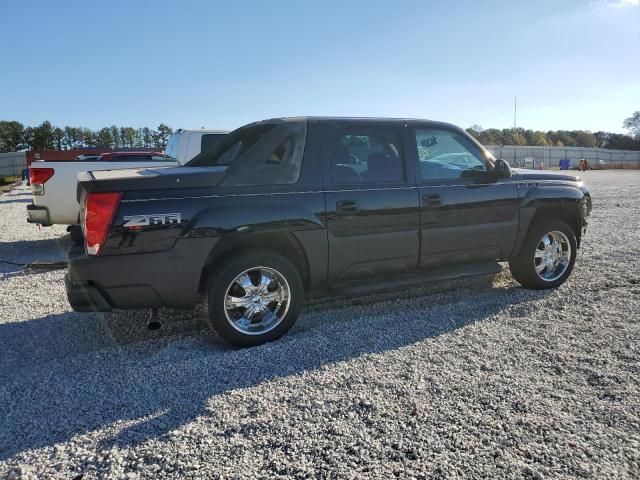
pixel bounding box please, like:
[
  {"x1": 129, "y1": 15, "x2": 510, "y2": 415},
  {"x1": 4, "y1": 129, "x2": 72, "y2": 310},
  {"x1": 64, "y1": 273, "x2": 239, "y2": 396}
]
[{"x1": 66, "y1": 117, "x2": 592, "y2": 347}]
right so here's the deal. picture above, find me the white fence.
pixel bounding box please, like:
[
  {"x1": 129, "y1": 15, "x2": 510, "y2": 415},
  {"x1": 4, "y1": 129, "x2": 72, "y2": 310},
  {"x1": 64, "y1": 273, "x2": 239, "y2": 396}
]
[
  {"x1": 0, "y1": 152, "x2": 27, "y2": 177},
  {"x1": 486, "y1": 145, "x2": 640, "y2": 169}
]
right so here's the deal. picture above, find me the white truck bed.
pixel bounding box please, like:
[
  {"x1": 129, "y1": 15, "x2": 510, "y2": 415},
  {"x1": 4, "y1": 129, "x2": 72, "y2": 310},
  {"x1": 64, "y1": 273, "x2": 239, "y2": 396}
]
[{"x1": 27, "y1": 159, "x2": 178, "y2": 225}]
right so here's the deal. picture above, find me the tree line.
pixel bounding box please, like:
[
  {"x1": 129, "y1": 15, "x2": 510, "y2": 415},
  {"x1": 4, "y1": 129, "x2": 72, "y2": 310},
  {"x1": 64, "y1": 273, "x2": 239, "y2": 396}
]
[
  {"x1": 465, "y1": 126, "x2": 640, "y2": 150},
  {"x1": 466, "y1": 111, "x2": 640, "y2": 150},
  {"x1": 2, "y1": 111, "x2": 639, "y2": 153},
  {"x1": 0, "y1": 120, "x2": 174, "y2": 153}
]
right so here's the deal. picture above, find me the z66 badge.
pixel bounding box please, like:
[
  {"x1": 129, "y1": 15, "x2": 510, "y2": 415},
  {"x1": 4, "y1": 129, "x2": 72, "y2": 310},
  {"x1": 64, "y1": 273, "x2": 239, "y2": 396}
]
[{"x1": 123, "y1": 213, "x2": 182, "y2": 229}]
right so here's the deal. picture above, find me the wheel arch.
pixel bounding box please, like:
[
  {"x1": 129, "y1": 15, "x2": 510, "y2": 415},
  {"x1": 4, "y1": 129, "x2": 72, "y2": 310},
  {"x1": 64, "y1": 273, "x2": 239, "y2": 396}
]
[
  {"x1": 198, "y1": 232, "x2": 311, "y2": 295},
  {"x1": 512, "y1": 201, "x2": 583, "y2": 258}
]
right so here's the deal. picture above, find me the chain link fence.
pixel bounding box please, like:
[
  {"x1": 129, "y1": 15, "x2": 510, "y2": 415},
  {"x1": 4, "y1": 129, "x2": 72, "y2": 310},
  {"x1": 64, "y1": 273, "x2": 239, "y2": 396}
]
[
  {"x1": 0, "y1": 152, "x2": 27, "y2": 177},
  {"x1": 486, "y1": 145, "x2": 640, "y2": 169}
]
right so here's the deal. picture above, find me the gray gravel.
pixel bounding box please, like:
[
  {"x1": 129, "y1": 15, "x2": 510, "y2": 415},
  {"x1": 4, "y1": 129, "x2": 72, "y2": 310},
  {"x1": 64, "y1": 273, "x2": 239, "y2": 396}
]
[{"x1": 1, "y1": 171, "x2": 639, "y2": 479}]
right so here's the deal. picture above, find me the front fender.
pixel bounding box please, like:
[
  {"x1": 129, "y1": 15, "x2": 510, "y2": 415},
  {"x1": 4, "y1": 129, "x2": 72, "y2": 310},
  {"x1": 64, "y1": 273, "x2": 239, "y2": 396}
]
[{"x1": 512, "y1": 182, "x2": 588, "y2": 257}]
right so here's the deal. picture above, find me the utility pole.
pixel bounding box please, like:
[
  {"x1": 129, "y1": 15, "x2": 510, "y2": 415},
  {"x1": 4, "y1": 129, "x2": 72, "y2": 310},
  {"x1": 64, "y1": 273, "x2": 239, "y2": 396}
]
[{"x1": 513, "y1": 96, "x2": 518, "y2": 166}]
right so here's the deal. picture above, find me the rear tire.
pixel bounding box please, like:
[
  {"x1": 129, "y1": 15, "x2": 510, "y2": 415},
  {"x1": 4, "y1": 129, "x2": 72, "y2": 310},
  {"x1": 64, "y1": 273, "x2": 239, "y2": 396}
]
[
  {"x1": 204, "y1": 249, "x2": 303, "y2": 347},
  {"x1": 509, "y1": 218, "x2": 577, "y2": 289}
]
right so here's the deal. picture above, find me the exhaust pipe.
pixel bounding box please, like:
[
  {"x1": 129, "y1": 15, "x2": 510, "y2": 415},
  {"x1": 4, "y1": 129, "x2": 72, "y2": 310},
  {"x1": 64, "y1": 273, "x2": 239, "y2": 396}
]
[{"x1": 147, "y1": 308, "x2": 161, "y2": 331}]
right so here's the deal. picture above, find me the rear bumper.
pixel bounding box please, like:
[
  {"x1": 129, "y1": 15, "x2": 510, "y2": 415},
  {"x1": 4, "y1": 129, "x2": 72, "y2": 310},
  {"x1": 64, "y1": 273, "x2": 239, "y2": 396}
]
[
  {"x1": 26, "y1": 204, "x2": 51, "y2": 225},
  {"x1": 65, "y1": 273, "x2": 112, "y2": 312},
  {"x1": 65, "y1": 238, "x2": 217, "y2": 312}
]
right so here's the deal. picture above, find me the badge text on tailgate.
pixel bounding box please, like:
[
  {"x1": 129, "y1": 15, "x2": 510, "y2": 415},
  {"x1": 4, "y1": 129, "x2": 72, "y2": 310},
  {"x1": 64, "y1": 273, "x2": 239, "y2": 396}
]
[{"x1": 123, "y1": 213, "x2": 182, "y2": 229}]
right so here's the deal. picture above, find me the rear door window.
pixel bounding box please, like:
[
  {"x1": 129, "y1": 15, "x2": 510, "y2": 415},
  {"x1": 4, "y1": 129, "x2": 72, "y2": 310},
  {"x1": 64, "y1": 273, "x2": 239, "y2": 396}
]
[{"x1": 322, "y1": 126, "x2": 405, "y2": 184}]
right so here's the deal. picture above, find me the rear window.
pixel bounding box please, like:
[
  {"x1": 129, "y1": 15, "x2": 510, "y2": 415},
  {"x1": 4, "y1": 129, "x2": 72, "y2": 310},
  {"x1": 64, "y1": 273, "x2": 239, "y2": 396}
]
[
  {"x1": 201, "y1": 133, "x2": 226, "y2": 154},
  {"x1": 188, "y1": 121, "x2": 307, "y2": 187}
]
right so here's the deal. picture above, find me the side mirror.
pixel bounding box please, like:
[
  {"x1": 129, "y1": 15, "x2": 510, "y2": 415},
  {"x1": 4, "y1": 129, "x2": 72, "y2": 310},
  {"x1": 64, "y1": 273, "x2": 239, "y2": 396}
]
[{"x1": 493, "y1": 158, "x2": 512, "y2": 179}]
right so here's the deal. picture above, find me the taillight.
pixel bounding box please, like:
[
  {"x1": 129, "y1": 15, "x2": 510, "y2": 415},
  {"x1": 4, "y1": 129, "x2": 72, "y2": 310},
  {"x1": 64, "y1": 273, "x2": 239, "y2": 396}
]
[
  {"x1": 29, "y1": 168, "x2": 55, "y2": 195},
  {"x1": 83, "y1": 192, "x2": 122, "y2": 256}
]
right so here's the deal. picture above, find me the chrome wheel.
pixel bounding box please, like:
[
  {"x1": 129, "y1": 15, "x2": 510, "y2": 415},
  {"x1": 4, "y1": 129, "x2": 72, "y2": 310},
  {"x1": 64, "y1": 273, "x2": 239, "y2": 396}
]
[
  {"x1": 533, "y1": 231, "x2": 571, "y2": 282},
  {"x1": 223, "y1": 266, "x2": 291, "y2": 335}
]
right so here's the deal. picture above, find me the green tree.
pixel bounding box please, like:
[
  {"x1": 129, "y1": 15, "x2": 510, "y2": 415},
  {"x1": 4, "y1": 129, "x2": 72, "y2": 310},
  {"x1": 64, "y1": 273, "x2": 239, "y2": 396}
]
[
  {"x1": 63, "y1": 126, "x2": 80, "y2": 149},
  {"x1": 532, "y1": 131, "x2": 549, "y2": 146},
  {"x1": 120, "y1": 127, "x2": 137, "y2": 148},
  {"x1": 81, "y1": 128, "x2": 96, "y2": 147},
  {"x1": 153, "y1": 123, "x2": 173, "y2": 150},
  {"x1": 513, "y1": 131, "x2": 527, "y2": 146},
  {"x1": 141, "y1": 127, "x2": 154, "y2": 148},
  {"x1": 623, "y1": 111, "x2": 640, "y2": 138},
  {"x1": 607, "y1": 133, "x2": 638, "y2": 150},
  {"x1": 110, "y1": 125, "x2": 120, "y2": 148},
  {"x1": 31, "y1": 121, "x2": 55, "y2": 150},
  {"x1": 0, "y1": 121, "x2": 26, "y2": 152},
  {"x1": 52, "y1": 127, "x2": 65, "y2": 150},
  {"x1": 594, "y1": 131, "x2": 610, "y2": 148},
  {"x1": 96, "y1": 127, "x2": 114, "y2": 147},
  {"x1": 482, "y1": 129, "x2": 502, "y2": 145},
  {"x1": 573, "y1": 131, "x2": 597, "y2": 148}
]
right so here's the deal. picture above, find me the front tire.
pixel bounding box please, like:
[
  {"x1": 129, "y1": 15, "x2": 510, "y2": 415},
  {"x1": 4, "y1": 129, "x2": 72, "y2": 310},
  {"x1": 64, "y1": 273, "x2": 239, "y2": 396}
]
[
  {"x1": 205, "y1": 249, "x2": 303, "y2": 347},
  {"x1": 509, "y1": 218, "x2": 577, "y2": 289}
]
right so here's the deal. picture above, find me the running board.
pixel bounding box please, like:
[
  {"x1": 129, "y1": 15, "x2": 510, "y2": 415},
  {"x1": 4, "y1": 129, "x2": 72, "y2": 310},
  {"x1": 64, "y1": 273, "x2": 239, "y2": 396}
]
[{"x1": 331, "y1": 262, "x2": 502, "y2": 296}]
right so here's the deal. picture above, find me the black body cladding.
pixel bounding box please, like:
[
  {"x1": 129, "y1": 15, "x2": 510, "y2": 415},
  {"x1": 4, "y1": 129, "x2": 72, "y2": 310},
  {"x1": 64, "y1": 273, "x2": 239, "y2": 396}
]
[{"x1": 66, "y1": 117, "x2": 591, "y2": 312}]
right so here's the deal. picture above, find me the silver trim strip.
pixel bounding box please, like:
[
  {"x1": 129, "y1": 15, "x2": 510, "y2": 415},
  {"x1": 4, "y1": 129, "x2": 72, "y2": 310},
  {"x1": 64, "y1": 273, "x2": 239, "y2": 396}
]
[
  {"x1": 121, "y1": 186, "x2": 417, "y2": 203},
  {"x1": 119, "y1": 178, "x2": 573, "y2": 203}
]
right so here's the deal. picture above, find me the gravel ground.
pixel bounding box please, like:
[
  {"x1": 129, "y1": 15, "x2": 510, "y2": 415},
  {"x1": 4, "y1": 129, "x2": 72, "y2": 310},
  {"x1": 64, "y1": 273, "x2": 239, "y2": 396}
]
[{"x1": 1, "y1": 171, "x2": 639, "y2": 479}]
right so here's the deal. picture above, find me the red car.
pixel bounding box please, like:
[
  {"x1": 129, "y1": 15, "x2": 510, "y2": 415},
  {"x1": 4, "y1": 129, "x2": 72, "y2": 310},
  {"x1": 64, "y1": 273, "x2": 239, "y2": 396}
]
[{"x1": 97, "y1": 151, "x2": 165, "y2": 162}]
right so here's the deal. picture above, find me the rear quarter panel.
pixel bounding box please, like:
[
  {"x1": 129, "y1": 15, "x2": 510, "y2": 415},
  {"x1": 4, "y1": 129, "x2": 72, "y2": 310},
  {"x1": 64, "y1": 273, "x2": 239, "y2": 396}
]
[{"x1": 103, "y1": 190, "x2": 326, "y2": 255}]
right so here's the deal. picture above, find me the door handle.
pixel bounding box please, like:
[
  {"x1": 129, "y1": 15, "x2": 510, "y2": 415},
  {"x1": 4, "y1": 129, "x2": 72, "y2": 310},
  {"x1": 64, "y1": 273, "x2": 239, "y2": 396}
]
[
  {"x1": 422, "y1": 194, "x2": 442, "y2": 207},
  {"x1": 336, "y1": 200, "x2": 359, "y2": 213}
]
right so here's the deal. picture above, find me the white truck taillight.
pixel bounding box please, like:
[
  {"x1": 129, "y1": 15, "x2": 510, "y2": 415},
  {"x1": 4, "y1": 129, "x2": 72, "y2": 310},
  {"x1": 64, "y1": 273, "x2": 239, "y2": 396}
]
[
  {"x1": 83, "y1": 192, "x2": 122, "y2": 255},
  {"x1": 29, "y1": 167, "x2": 54, "y2": 195}
]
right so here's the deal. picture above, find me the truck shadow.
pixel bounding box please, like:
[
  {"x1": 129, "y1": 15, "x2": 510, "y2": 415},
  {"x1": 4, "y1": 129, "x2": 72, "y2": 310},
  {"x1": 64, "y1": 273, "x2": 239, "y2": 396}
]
[
  {"x1": 0, "y1": 236, "x2": 70, "y2": 275},
  {"x1": 0, "y1": 276, "x2": 551, "y2": 462},
  {"x1": 0, "y1": 198, "x2": 31, "y2": 205}
]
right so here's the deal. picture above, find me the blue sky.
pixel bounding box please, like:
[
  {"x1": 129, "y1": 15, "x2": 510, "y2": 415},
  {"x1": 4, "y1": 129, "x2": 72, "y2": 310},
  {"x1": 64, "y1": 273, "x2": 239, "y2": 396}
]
[{"x1": 1, "y1": 0, "x2": 638, "y2": 133}]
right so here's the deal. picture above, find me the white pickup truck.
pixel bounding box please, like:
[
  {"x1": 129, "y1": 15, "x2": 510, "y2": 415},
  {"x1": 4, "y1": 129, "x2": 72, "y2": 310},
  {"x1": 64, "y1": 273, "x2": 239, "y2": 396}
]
[
  {"x1": 164, "y1": 129, "x2": 229, "y2": 163},
  {"x1": 27, "y1": 151, "x2": 178, "y2": 226},
  {"x1": 27, "y1": 131, "x2": 227, "y2": 227}
]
